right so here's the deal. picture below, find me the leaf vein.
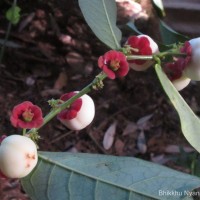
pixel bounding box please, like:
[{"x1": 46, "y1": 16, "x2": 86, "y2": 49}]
[{"x1": 102, "y1": 0, "x2": 120, "y2": 49}]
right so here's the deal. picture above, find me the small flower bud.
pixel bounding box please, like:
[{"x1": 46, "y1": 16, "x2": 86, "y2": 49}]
[
  {"x1": 183, "y1": 37, "x2": 200, "y2": 80},
  {"x1": 57, "y1": 92, "x2": 95, "y2": 130},
  {"x1": 0, "y1": 135, "x2": 38, "y2": 178},
  {"x1": 126, "y1": 34, "x2": 159, "y2": 71}
]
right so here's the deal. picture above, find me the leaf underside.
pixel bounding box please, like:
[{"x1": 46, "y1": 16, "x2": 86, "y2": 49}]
[
  {"x1": 78, "y1": 0, "x2": 121, "y2": 50},
  {"x1": 21, "y1": 151, "x2": 200, "y2": 200},
  {"x1": 155, "y1": 64, "x2": 200, "y2": 154}
]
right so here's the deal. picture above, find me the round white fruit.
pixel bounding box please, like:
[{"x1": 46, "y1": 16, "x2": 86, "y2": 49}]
[
  {"x1": 61, "y1": 93, "x2": 95, "y2": 130},
  {"x1": 183, "y1": 37, "x2": 200, "y2": 80},
  {"x1": 0, "y1": 135, "x2": 38, "y2": 178}
]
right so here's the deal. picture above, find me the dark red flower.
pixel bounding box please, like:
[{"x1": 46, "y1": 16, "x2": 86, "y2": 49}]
[
  {"x1": 126, "y1": 36, "x2": 152, "y2": 65},
  {"x1": 164, "y1": 41, "x2": 192, "y2": 81},
  {"x1": 180, "y1": 41, "x2": 192, "y2": 66},
  {"x1": 57, "y1": 92, "x2": 82, "y2": 121},
  {"x1": 98, "y1": 50, "x2": 129, "y2": 79},
  {"x1": 164, "y1": 59, "x2": 185, "y2": 81},
  {"x1": 10, "y1": 101, "x2": 43, "y2": 129}
]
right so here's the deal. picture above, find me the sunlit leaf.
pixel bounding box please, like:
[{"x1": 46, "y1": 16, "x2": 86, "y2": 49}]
[
  {"x1": 78, "y1": 0, "x2": 121, "y2": 50},
  {"x1": 21, "y1": 151, "x2": 200, "y2": 200},
  {"x1": 155, "y1": 64, "x2": 200, "y2": 154}
]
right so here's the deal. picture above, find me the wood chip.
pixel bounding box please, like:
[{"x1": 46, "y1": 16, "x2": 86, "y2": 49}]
[
  {"x1": 122, "y1": 122, "x2": 137, "y2": 136},
  {"x1": 165, "y1": 145, "x2": 195, "y2": 153},
  {"x1": 103, "y1": 121, "x2": 117, "y2": 150},
  {"x1": 137, "y1": 130, "x2": 147, "y2": 154},
  {"x1": 53, "y1": 71, "x2": 68, "y2": 90}
]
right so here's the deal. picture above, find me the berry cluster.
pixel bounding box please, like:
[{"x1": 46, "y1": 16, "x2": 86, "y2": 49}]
[{"x1": 1, "y1": 34, "x2": 200, "y2": 179}]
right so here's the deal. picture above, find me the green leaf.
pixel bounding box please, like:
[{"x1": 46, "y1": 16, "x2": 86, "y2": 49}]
[
  {"x1": 159, "y1": 20, "x2": 188, "y2": 45},
  {"x1": 151, "y1": 0, "x2": 165, "y2": 18},
  {"x1": 6, "y1": 5, "x2": 21, "y2": 25},
  {"x1": 155, "y1": 64, "x2": 200, "y2": 154},
  {"x1": 21, "y1": 151, "x2": 200, "y2": 200},
  {"x1": 126, "y1": 21, "x2": 143, "y2": 35},
  {"x1": 78, "y1": 0, "x2": 121, "y2": 50}
]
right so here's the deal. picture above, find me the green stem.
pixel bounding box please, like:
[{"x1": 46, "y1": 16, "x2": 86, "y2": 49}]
[
  {"x1": 28, "y1": 72, "x2": 107, "y2": 133},
  {"x1": 126, "y1": 52, "x2": 187, "y2": 62},
  {"x1": 0, "y1": 0, "x2": 17, "y2": 64},
  {"x1": 126, "y1": 55, "x2": 153, "y2": 60},
  {"x1": 22, "y1": 128, "x2": 27, "y2": 136},
  {"x1": 156, "y1": 51, "x2": 187, "y2": 58}
]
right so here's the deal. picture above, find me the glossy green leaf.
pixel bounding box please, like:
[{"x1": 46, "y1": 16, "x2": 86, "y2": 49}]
[
  {"x1": 6, "y1": 5, "x2": 21, "y2": 25},
  {"x1": 78, "y1": 0, "x2": 121, "y2": 50},
  {"x1": 151, "y1": 0, "x2": 165, "y2": 18},
  {"x1": 159, "y1": 20, "x2": 188, "y2": 45},
  {"x1": 155, "y1": 64, "x2": 200, "y2": 154},
  {"x1": 21, "y1": 151, "x2": 200, "y2": 200}
]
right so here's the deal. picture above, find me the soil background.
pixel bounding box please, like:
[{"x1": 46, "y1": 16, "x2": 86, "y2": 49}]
[{"x1": 0, "y1": 0, "x2": 200, "y2": 199}]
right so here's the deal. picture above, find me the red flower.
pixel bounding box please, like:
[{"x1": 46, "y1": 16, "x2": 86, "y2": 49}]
[
  {"x1": 98, "y1": 50, "x2": 129, "y2": 79},
  {"x1": 164, "y1": 59, "x2": 185, "y2": 81},
  {"x1": 164, "y1": 41, "x2": 192, "y2": 81},
  {"x1": 127, "y1": 35, "x2": 152, "y2": 65},
  {"x1": 10, "y1": 101, "x2": 43, "y2": 129},
  {"x1": 57, "y1": 92, "x2": 82, "y2": 120}
]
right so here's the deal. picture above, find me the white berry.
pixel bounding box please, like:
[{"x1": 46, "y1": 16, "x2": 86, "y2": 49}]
[
  {"x1": 183, "y1": 37, "x2": 200, "y2": 80},
  {"x1": 60, "y1": 93, "x2": 95, "y2": 130},
  {"x1": 0, "y1": 135, "x2": 38, "y2": 178}
]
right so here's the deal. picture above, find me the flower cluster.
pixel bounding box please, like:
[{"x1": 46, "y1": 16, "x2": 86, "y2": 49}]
[
  {"x1": 2, "y1": 34, "x2": 200, "y2": 180},
  {"x1": 97, "y1": 34, "x2": 159, "y2": 79}
]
